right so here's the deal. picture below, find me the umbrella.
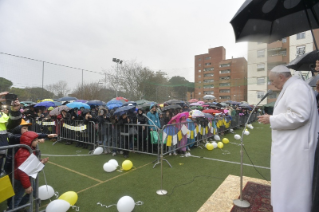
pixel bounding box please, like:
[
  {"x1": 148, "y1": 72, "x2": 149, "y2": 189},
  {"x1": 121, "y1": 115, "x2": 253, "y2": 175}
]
[
  {"x1": 41, "y1": 99, "x2": 54, "y2": 102},
  {"x1": 135, "y1": 99, "x2": 150, "y2": 105},
  {"x1": 49, "y1": 105, "x2": 71, "y2": 116},
  {"x1": 203, "y1": 95, "x2": 215, "y2": 100},
  {"x1": 66, "y1": 102, "x2": 90, "y2": 109},
  {"x1": 122, "y1": 101, "x2": 137, "y2": 106},
  {"x1": 106, "y1": 100, "x2": 123, "y2": 110},
  {"x1": 191, "y1": 110, "x2": 205, "y2": 118},
  {"x1": 202, "y1": 109, "x2": 220, "y2": 114},
  {"x1": 168, "y1": 112, "x2": 189, "y2": 124},
  {"x1": 20, "y1": 101, "x2": 36, "y2": 106},
  {"x1": 165, "y1": 99, "x2": 185, "y2": 106},
  {"x1": 239, "y1": 103, "x2": 252, "y2": 109},
  {"x1": 112, "y1": 97, "x2": 129, "y2": 102},
  {"x1": 286, "y1": 50, "x2": 319, "y2": 72},
  {"x1": 306, "y1": 74, "x2": 319, "y2": 87},
  {"x1": 34, "y1": 101, "x2": 55, "y2": 108},
  {"x1": 220, "y1": 103, "x2": 228, "y2": 107},
  {"x1": 190, "y1": 103, "x2": 201, "y2": 106},
  {"x1": 114, "y1": 105, "x2": 136, "y2": 117},
  {"x1": 204, "y1": 113, "x2": 214, "y2": 119},
  {"x1": 188, "y1": 99, "x2": 198, "y2": 103},
  {"x1": 162, "y1": 104, "x2": 182, "y2": 111},
  {"x1": 230, "y1": 0, "x2": 319, "y2": 49},
  {"x1": 197, "y1": 101, "x2": 205, "y2": 104},
  {"x1": 57, "y1": 97, "x2": 78, "y2": 102},
  {"x1": 86, "y1": 100, "x2": 105, "y2": 106},
  {"x1": 190, "y1": 106, "x2": 203, "y2": 110},
  {"x1": 53, "y1": 101, "x2": 62, "y2": 106},
  {"x1": 74, "y1": 99, "x2": 88, "y2": 103}
]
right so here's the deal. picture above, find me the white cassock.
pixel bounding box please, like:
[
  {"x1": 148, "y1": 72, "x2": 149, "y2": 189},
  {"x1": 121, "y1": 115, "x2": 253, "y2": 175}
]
[{"x1": 269, "y1": 76, "x2": 319, "y2": 212}]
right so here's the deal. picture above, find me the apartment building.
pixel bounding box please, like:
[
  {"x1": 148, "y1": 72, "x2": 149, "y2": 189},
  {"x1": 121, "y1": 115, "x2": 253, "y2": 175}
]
[
  {"x1": 247, "y1": 29, "x2": 319, "y2": 105},
  {"x1": 194, "y1": 47, "x2": 247, "y2": 102}
]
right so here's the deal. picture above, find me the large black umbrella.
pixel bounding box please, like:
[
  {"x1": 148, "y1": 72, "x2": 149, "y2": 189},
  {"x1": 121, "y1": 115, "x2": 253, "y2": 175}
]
[
  {"x1": 162, "y1": 104, "x2": 182, "y2": 111},
  {"x1": 230, "y1": 0, "x2": 319, "y2": 49},
  {"x1": 114, "y1": 105, "x2": 136, "y2": 117},
  {"x1": 86, "y1": 100, "x2": 106, "y2": 106},
  {"x1": 286, "y1": 50, "x2": 319, "y2": 72},
  {"x1": 164, "y1": 99, "x2": 185, "y2": 105}
]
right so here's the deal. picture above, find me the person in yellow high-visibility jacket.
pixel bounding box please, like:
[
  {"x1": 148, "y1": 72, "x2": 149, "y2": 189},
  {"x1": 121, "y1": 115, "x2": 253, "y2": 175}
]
[{"x1": 0, "y1": 92, "x2": 22, "y2": 174}]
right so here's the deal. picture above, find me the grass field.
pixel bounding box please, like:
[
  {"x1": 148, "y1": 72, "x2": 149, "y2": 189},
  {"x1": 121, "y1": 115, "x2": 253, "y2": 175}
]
[{"x1": 0, "y1": 122, "x2": 271, "y2": 212}]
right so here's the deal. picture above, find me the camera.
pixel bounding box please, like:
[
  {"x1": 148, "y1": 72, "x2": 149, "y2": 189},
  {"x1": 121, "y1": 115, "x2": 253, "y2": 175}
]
[{"x1": 5, "y1": 93, "x2": 18, "y2": 105}]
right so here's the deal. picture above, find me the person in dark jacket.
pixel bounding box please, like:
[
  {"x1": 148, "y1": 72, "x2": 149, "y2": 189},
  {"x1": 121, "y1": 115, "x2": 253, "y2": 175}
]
[
  {"x1": 9, "y1": 131, "x2": 49, "y2": 210},
  {"x1": 82, "y1": 109, "x2": 98, "y2": 150},
  {"x1": 97, "y1": 108, "x2": 111, "y2": 153},
  {"x1": 136, "y1": 109, "x2": 147, "y2": 151},
  {"x1": 117, "y1": 113, "x2": 130, "y2": 158}
]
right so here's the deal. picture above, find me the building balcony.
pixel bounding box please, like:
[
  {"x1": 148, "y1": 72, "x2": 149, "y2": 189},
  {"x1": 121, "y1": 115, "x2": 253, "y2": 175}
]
[
  {"x1": 267, "y1": 55, "x2": 284, "y2": 64},
  {"x1": 267, "y1": 41, "x2": 283, "y2": 50}
]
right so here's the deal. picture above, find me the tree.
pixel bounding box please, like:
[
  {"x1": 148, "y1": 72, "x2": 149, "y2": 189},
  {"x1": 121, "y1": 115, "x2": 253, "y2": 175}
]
[
  {"x1": 0, "y1": 77, "x2": 13, "y2": 91},
  {"x1": 71, "y1": 82, "x2": 107, "y2": 101},
  {"x1": 46, "y1": 81, "x2": 70, "y2": 98},
  {"x1": 168, "y1": 76, "x2": 194, "y2": 101},
  {"x1": 24, "y1": 87, "x2": 55, "y2": 101},
  {"x1": 104, "y1": 60, "x2": 168, "y2": 102},
  {"x1": 9, "y1": 87, "x2": 30, "y2": 101}
]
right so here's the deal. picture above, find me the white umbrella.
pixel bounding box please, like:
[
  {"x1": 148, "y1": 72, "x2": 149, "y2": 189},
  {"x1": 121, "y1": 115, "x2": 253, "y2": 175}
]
[{"x1": 203, "y1": 95, "x2": 215, "y2": 100}]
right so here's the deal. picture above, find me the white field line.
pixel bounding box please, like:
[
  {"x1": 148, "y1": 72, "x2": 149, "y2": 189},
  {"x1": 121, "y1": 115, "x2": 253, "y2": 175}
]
[{"x1": 189, "y1": 155, "x2": 270, "y2": 170}]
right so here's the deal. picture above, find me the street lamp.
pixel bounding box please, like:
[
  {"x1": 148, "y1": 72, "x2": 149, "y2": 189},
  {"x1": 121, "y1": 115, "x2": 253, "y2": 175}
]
[{"x1": 112, "y1": 58, "x2": 123, "y2": 97}]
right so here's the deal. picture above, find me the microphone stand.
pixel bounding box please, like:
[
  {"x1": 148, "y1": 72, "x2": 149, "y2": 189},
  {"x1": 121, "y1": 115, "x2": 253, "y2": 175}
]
[
  {"x1": 142, "y1": 114, "x2": 171, "y2": 195},
  {"x1": 233, "y1": 94, "x2": 269, "y2": 208}
]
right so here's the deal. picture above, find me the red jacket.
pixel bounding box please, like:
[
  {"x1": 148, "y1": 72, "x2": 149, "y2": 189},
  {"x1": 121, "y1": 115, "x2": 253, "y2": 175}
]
[{"x1": 14, "y1": 131, "x2": 38, "y2": 189}]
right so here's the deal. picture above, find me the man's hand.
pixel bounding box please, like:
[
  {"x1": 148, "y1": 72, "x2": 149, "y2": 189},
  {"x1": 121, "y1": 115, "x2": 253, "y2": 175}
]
[
  {"x1": 48, "y1": 134, "x2": 58, "y2": 138},
  {"x1": 25, "y1": 186, "x2": 33, "y2": 194},
  {"x1": 38, "y1": 138, "x2": 45, "y2": 143},
  {"x1": 0, "y1": 92, "x2": 9, "y2": 102},
  {"x1": 41, "y1": 157, "x2": 49, "y2": 164},
  {"x1": 257, "y1": 114, "x2": 270, "y2": 124}
]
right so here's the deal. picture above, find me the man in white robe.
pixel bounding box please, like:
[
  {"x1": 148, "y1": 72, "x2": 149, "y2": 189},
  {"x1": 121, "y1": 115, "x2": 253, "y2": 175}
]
[{"x1": 258, "y1": 65, "x2": 319, "y2": 212}]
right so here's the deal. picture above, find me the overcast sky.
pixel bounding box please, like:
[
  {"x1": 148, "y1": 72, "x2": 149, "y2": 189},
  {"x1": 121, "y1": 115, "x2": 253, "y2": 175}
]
[{"x1": 0, "y1": 0, "x2": 247, "y2": 89}]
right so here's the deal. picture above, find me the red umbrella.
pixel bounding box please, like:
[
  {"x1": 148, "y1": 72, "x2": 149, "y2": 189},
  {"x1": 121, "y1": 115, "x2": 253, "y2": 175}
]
[
  {"x1": 168, "y1": 112, "x2": 189, "y2": 125},
  {"x1": 114, "y1": 97, "x2": 129, "y2": 102},
  {"x1": 202, "y1": 109, "x2": 220, "y2": 115},
  {"x1": 188, "y1": 99, "x2": 198, "y2": 103}
]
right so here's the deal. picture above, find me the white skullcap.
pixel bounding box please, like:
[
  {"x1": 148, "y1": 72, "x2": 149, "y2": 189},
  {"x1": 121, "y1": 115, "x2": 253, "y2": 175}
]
[{"x1": 270, "y1": 65, "x2": 291, "y2": 73}]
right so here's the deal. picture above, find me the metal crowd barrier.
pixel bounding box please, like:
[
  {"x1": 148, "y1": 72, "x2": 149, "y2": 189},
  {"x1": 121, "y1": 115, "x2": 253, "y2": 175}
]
[
  {"x1": 0, "y1": 144, "x2": 41, "y2": 212},
  {"x1": 27, "y1": 112, "x2": 260, "y2": 159}
]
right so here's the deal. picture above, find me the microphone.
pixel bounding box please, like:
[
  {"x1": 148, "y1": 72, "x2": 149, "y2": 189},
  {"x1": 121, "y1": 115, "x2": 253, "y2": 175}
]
[{"x1": 260, "y1": 90, "x2": 273, "y2": 102}]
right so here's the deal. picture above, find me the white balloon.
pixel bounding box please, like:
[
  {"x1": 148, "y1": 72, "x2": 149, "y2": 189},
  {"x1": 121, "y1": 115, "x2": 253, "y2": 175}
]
[
  {"x1": 234, "y1": 134, "x2": 241, "y2": 140},
  {"x1": 108, "y1": 159, "x2": 119, "y2": 167},
  {"x1": 214, "y1": 135, "x2": 220, "y2": 141},
  {"x1": 93, "y1": 147, "x2": 103, "y2": 155},
  {"x1": 230, "y1": 129, "x2": 234, "y2": 132},
  {"x1": 212, "y1": 142, "x2": 218, "y2": 148},
  {"x1": 117, "y1": 196, "x2": 135, "y2": 212},
  {"x1": 103, "y1": 162, "x2": 117, "y2": 172},
  {"x1": 38, "y1": 185, "x2": 55, "y2": 200},
  {"x1": 46, "y1": 199, "x2": 70, "y2": 212},
  {"x1": 244, "y1": 131, "x2": 250, "y2": 135}
]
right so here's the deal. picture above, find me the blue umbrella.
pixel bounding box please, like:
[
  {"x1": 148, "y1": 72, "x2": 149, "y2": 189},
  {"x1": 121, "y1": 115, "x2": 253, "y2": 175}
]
[
  {"x1": 66, "y1": 102, "x2": 90, "y2": 109},
  {"x1": 53, "y1": 101, "x2": 62, "y2": 106},
  {"x1": 87, "y1": 100, "x2": 105, "y2": 106},
  {"x1": 114, "y1": 105, "x2": 136, "y2": 117},
  {"x1": 34, "y1": 101, "x2": 55, "y2": 108},
  {"x1": 58, "y1": 96, "x2": 78, "y2": 102},
  {"x1": 106, "y1": 100, "x2": 123, "y2": 110},
  {"x1": 122, "y1": 101, "x2": 137, "y2": 106}
]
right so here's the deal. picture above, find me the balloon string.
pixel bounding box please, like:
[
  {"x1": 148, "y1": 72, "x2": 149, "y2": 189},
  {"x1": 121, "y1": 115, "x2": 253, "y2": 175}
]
[
  {"x1": 71, "y1": 205, "x2": 80, "y2": 211},
  {"x1": 97, "y1": 201, "x2": 143, "y2": 208}
]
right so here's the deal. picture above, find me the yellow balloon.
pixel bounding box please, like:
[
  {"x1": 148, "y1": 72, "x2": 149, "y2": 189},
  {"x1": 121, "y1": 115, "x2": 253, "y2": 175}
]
[
  {"x1": 206, "y1": 143, "x2": 214, "y2": 150},
  {"x1": 222, "y1": 138, "x2": 229, "y2": 144},
  {"x1": 58, "y1": 191, "x2": 78, "y2": 206},
  {"x1": 122, "y1": 160, "x2": 133, "y2": 171},
  {"x1": 217, "y1": 142, "x2": 224, "y2": 149}
]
